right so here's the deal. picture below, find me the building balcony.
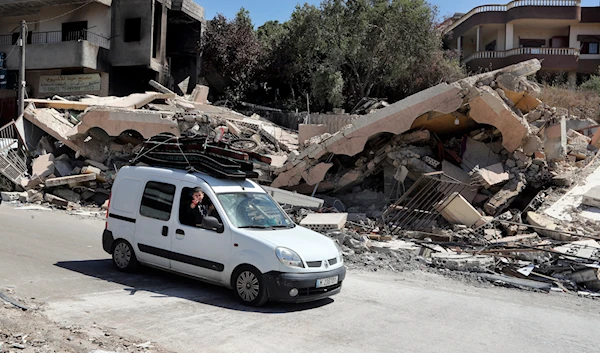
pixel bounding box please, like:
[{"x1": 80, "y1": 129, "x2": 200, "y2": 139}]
[
  {"x1": 462, "y1": 47, "x2": 580, "y2": 71},
  {"x1": 0, "y1": 30, "x2": 110, "y2": 71},
  {"x1": 445, "y1": 0, "x2": 581, "y2": 37}
]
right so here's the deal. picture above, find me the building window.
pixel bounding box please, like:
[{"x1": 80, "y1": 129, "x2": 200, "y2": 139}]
[
  {"x1": 124, "y1": 18, "x2": 142, "y2": 42},
  {"x1": 582, "y1": 42, "x2": 600, "y2": 54},
  {"x1": 139, "y1": 181, "x2": 176, "y2": 221}
]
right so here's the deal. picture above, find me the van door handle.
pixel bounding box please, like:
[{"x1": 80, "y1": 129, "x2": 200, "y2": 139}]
[
  {"x1": 176, "y1": 229, "x2": 185, "y2": 235},
  {"x1": 162, "y1": 226, "x2": 168, "y2": 237}
]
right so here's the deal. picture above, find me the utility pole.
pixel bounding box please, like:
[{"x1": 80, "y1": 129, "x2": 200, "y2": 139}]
[{"x1": 18, "y1": 20, "x2": 26, "y2": 117}]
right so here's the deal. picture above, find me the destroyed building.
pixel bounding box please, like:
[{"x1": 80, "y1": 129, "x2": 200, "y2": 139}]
[
  {"x1": 2, "y1": 58, "x2": 600, "y2": 297},
  {"x1": 0, "y1": 0, "x2": 205, "y2": 125}
]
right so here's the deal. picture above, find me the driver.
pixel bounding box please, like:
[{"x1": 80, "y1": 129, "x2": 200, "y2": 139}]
[{"x1": 180, "y1": 187, "x2": 211, "y2": 227}]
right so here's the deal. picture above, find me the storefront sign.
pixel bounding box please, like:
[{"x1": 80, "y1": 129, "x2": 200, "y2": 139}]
[{"x1": 39, "y1": 74, "x2": 101, "y2": 93}]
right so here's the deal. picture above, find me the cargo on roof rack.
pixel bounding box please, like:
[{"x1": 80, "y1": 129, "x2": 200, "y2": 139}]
[{"x1": 130, "y1": 134, "x2": 271, "y2": 180}]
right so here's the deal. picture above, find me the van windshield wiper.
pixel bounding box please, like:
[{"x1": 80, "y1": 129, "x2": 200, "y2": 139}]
[
  {"x1": 238, "y1": 225, "x2": 271, "y2": 229},
  {"x1": 270, "y1": 224, "x2": 294, "y2": 229}
]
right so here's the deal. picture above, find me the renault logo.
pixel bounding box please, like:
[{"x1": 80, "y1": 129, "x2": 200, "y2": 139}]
[{"x1": 324, "y1": 260, "x2": 329, "y2": 269}]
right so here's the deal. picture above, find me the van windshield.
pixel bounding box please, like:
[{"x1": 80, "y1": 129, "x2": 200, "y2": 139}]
[{"x1": 216, "y1": 192, "x2": 295, "y2": 229}]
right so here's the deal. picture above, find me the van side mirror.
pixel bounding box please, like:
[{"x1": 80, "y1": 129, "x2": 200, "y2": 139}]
[{"x1": 202, "y1": 216, "x2": 224, "y2": 233}]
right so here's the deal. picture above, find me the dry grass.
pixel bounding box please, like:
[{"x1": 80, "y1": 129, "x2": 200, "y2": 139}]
[{"x1": 539, "y1": 85, "x2": 600, "y2": 122}]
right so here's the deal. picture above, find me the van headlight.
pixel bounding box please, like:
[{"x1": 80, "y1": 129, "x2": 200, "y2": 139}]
[
  {"x1": 275, "y1": 247, "x2": 304, "y2": 268},
  {"x1": 334, "y1": 241, "x2": 344, "y2": 263}
]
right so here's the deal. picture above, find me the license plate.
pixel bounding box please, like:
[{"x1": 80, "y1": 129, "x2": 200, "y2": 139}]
[{"x1": 316, "y1": 276, "x2": 338, "y2": 288}]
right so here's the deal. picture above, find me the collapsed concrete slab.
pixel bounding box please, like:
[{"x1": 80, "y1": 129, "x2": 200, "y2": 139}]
[
  {"x1": 23, "y1": 107, "x2": 108, "y2": 163},
  {"x1": 67, "y1": 107, "x2": 180, "y2": 140},
  {"x1": 272, "y1": 59, "x2": 542, "y2": 190},
  {"x1": 272, "y1": 83, "x2": 464, "y2": 188}
]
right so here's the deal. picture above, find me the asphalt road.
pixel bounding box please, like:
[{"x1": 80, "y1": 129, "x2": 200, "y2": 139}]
[{"x1": 1, "y1": 204, "x2": 600, "y2": 353}]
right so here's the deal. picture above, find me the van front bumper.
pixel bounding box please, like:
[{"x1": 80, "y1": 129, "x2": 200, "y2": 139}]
[{"x1": 263, "y1": 266, "x2": 346, "y2": 303}]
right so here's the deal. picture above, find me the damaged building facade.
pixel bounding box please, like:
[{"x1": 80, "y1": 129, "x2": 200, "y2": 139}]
[
  {"x1": 442, "y1": 0, "x2": 600, "y2": 84},
  {"x1": 0, "y1": 0, "x2": 205, "y2": 125}
]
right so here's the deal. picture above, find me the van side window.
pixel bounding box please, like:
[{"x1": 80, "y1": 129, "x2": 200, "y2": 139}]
[
  {"x1": 139, "y1": 181, "x2": 176, "y2": 221},
  {"x1": 179, "y1": 187, "x2": 222, "y2": 228}
]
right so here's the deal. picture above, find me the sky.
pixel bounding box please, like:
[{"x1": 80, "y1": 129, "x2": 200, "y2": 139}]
[{"x1": 196, "y1": 0, "x2": 600, "y2": 27}]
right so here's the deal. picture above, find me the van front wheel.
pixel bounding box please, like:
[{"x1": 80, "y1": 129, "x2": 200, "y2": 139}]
[
  {"x1": 232, "y1": 266, "x2": 268, "y2": 307},
  {"x1": 112, "y1": 240, "x2": 140, "y2": 272}
]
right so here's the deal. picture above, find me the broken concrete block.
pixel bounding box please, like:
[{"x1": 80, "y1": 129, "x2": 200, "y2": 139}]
[
  {"x1": 52, "y1": 189, "x2": 81, "y2": 203},
  {"x1": 225, "y1": 120, "x2": 242, "y2": 137},
  {"x1": 26, "y1": 190, "x2": 43, "y2": 203},
  {"x1": 522, "y1": 135, "x2": 542, "y2": 156},
  {"x1": 431, "y1": 253, "x2": 495, "y2": 272},
  {"x1": 525, "y1": 109, "x2": 542, "y2": 123},
  {"x1": 484, "y1": 176, "x2": 526, "y2": 216},
  {"x1": 18, "y1": 192, "x2": 27, "y2": 203},
  {"x1": 544, "y1": 116, "x2": 567, "y2": 162},
  {"x1": 471, "y1": 163, "x2": 509, "y2": 189},
  {"x1": 82, "y1": 166, "x2": 102, "y2": 176},
  {"x1": 28, "y1": 153, "x2": 55, "y2": 188},
  {"x1": 553, "y1": 240, "x2": 600, "y2": 261},
  {"x1": 526, "y1": 211, "x2": 572, "y2": 241},
  {"x1": 44, "y1": 173, "x2": 96, "y2": 188},
  {"x1": 567, "y1": 129, "x2": 591, "y2": 158},
  {"x1": 44, "y1": 193, "x2": 69, "y2": 208},
  {"x1": 300, "y1": 213, "x2": 348, "y2": 232},
  {"x1": 394, "y1": 165, "x2": 409, "y2": 183},
  {"x1": 436, "y1": 192, "x2": 483, "y2": 227},
  {"x1": 1, "y1": 192, "x2": 20, "y2": 202},
  {"x1": 190, "y1": 84, "x2": 209, "y2": 104},
  {"x1": 262, "y1": 186, "x2": 324, "y2": 208},
  {"x1": 467, "y1": 87, "x2": 531, "y2": 153},
  {"x1": 582, "y1": 186, "x2": 600, "y2": 209},
  {"x1": 53, "y1": 154, "x2": 73, "y2": 177}
]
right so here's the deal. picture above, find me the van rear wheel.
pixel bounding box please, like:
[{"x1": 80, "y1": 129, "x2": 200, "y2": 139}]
[
  {"x1": 232, "y1": 265, "x2": 268, "y2": 307},
  {"x1": 112, "y1": 240, "x2": 139, "y2": 272}
]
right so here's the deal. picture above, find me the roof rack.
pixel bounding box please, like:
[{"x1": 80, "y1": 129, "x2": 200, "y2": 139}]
[{"x1": 130, "y1": 134, "x2": 272, "y2": 180}]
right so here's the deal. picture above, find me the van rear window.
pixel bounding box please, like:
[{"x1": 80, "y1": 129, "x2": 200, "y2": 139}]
[{"x1": 139, "y1": 181, "x2": 176, "y2": 221}]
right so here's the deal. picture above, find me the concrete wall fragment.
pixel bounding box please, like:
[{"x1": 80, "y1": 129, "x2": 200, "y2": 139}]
[
  {"x1": 67, "y1": 107, "x2": 180, "y2": 140},
  {"x1": 467, "y1": 87, "x2": 531, "y2": 153}
]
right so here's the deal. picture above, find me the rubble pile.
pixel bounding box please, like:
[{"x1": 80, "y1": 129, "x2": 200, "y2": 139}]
[
  {"x1": 0, "y1": 81, "x2": 298, "y2": 210},
  {"x1": 2, "y1": 60, "x2": 600, "y2": 296},
  {"x1": 270, "y1": 59, "x2": 600, "y2": 295}
]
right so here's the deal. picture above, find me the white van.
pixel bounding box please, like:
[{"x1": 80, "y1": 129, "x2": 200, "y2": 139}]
[{"x1": 102, "y1": 166, "x2": 346, "y2": 306}]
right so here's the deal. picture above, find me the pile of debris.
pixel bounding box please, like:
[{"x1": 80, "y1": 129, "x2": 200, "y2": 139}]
[
  {"x1": 271, "y1": 59, "x2": 600, "y2": 295},
  {"x1": 0, "y1": 80, "x2": 298, "y2": 210},
  {"x1": 2, "y1": 59, "x2": 600, "y2": 296}
]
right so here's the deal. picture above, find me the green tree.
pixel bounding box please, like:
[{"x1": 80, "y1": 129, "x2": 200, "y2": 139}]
[{"x1": 201, "y1": 8, "x2": 264, "y2": 101}]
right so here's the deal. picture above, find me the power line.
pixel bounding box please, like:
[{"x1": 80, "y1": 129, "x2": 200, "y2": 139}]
[{"x1": 26, "y1": 0, "x2": 94, "y2": 24}]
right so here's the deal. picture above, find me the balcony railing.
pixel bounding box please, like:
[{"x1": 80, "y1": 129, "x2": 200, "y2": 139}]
[
  {"x1": 0, "y1": 29, "x2": 109, "y2": 49},
  {"x1": 445, "y1": 0, "x2": 581, "y2": 33},
  {"x1": 462, "y1": 47, "x2": 580, "y2": 64}
]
